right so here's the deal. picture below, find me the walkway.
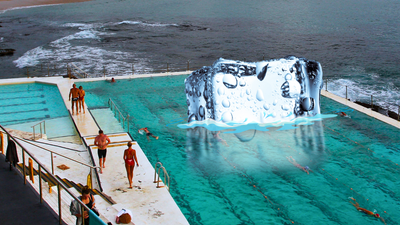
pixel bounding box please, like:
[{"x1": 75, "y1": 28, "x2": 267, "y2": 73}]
[{"x1": 0, "y1": 154, "x2": 62, "y2": 225}]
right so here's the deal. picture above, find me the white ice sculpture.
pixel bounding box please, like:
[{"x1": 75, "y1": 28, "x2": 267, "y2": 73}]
[{"x1": 184, "y1": 56, "x2": 323, "y2": 123}]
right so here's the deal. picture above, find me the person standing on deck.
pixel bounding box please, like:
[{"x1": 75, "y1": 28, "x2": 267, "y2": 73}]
[
  {"x1": 78, "y1": 86, "x2": 85, "y2": 114},
  {"x1": 69, "y1": 84, "x2": 80, "y2": 115},
  {"x1": 94, "y1": 130, "x2": 110, "y2": 174},
  {"x1": 123, "y1": 141, "x2": 139, "y2": 189}
]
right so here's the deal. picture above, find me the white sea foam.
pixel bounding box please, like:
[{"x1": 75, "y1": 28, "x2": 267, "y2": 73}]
[
  {"x1": 118, "y1": 20, "x2": 178, "y2": 27},
  {"x1": 328, "y1": 78, "x2": 400, "y2": 112},
  {"x1": 0, "y1": 37, "x2": 3, "y2": 42},
  {"x1": 13, "y1": 22, "x2": 151, "y2": 75},
  {"x1": 13, "y1": 46, "x2": 53, "y2": 68}
]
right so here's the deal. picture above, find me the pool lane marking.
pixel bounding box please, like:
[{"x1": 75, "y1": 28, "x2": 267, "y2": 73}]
[
  {"x1": 0, "y1": 115, "x2": 50, "y2": 124},
  {"x1": 322, "y1": 124, "x2": 400, "y2": 170},
  {"x1": 151, "y1": 83, "x2": 297, "y2": 222},
  {"x1": 0, "y1": 108, "x2": 48, "y2": 115},
  {"x1": 214, "y1": 146, "x2": 297, "y2": 224},
  {"x1": 0, "y1": 95, "x2": 45, "y2": 100},
  {"x1": 90, "y1": 142, "x2": 133, "y2": 149},
  {"x1": 319, "y1": 167, "x2": 391, "y2": 219},
  {"x1": 0, "y1": 88, "x2": 44, "y2": 95},
  {"x1": 0, "y1": 101, "x2": 46, "y2": 107},
  {"x1": 263, "y1": 130, "x2": 391, "y2": 222},
  {"x1": 148, "y1": 84, "x2": 392, "y2": 222},
  {"x1": 85, "y1": 133, "x2": 128, "y2": 140},
  {"x1": 150, "y1": 87, "x2": 187, "y2": 120}
]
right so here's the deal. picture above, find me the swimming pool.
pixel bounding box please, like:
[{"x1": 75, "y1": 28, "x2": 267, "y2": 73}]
[
  {"x1": 78, "y1": 76, "x2": 400, "y2": 225},
  {"x1": 0, "y1": 82, "x2": 77, "y2": 139}
]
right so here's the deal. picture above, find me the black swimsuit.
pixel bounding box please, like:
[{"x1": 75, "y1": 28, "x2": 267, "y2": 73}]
[
  {"x1": 85, "y1": 195, "x2": 94, "y2": 209},
  {"x1": 82, "y1": 195, "x2": 94, "y2": 225}
]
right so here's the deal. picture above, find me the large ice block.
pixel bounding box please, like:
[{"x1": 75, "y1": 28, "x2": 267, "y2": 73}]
[{"x1": 184, "y1": 56, "x2": 323, "y2": 123}]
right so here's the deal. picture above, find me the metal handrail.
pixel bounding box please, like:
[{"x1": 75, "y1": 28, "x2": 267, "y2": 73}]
[
  {"x1": 153, "y1": 162, "x2": 163, "y2": 183},
  {"x1": 324, "y1": 79, "x2": 400, "y2": 121},
  {"x1": 69, "y1": 63, "x2": 89, "y2": 78},
  {"x1": 31, "y1": 120, "x2": 46, "y2": 140},
  {"x1": 153, "y1": 162, "x2": 170, "y2": 192},
  {"x1": 14, "y1": 136, "x2": 98, "y2": 169},
  {"x1": 12, "y1": 135, "x2": 98, "y2": 189},
  {"x1": 67, "y1": 110, "x2": 103, "y2": 192},
  {"x1": 108, "y1": 98, "x2": 130, "y2": 131},
  {"x1": 0, "y1": 125, "x2": 99, "y2": 225}
]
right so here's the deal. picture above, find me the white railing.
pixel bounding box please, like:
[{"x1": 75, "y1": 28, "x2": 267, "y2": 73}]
[{"x1": 108, "y1": 98, "x2": 130, "y2": 131}]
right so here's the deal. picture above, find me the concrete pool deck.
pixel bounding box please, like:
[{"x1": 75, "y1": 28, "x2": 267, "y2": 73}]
[
  {"x1": 0, "y1": 72, "x2": 399, "y2": 225},
  {"x1": 0, "y1": 73, "x2": 190, "y2": 225}
]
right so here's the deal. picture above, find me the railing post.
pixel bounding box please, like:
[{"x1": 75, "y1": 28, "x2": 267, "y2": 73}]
[
  {"x1": 127, "y1": 114, "x2": 130, "y2": 132},
  {"x1": 51, "y1": 152, "x2": 54, "y2": 174},
  {"x1": 154, "y1": 162, "x2": 162, "y2": 183},
  {"x1": 187, "y1": 60, "x2": 190, "y2": 71},
  {"x1": 345, "y1": 86, "x2": 348, "y2": 100},
  {"x1": 39, "y1": 165, "x2": 43, "y2": 203},
  {"x1": 103, "y1": 66, "x2": 106, "y2": 78},
  {"x1": 167, "y1": 63, "x2": 169, "y2": 73},
  {"x1": 156, "y1": 167, "x2": 162, "y2": 188},
  {"x1": 40, "y1": 124, "x2": 43, "y2": 139},
  {"x1": 33, "y1": 127, "x2": 36, "y2": 140},
  {"x1": 44, "y1": 121, "x2": 46, "y2": 135},
  {"x1": 132, "y1": 64, "x2": 134, "y2": 76},
  {"x1": 23, "y1": 150, "x2": 26, "y2": 185},
  {"x1": 262, "y1": 54, "x2": 265, "y2": 60},
  {"x1": 371, "y1": 95, "x2": 373, "y2": 109},
  {"x1": 325, "y1": 80, "x2": 328, "y2": 91},
  {"x1": 90, "y1": 168, "x2": 93, "y2": 190},
  {"x1": 58, "y1": 183, "x2": 62, "y2": 225},
  {"x1": 81, "y1": 203, "x2": 86, "y2": 225}
]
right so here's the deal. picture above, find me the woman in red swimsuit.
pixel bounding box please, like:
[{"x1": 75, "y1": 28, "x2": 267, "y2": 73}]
[
  {"x1": 78, "y1": 86, "x2": 85, "y2": 113},
  {"x1": 123, "y1": 141, "x2": 139, "y2": 188}
]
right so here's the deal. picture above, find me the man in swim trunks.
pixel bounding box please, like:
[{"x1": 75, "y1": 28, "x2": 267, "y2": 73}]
[
  {"x1": 349, "y1": 197, "x2": 386, "y2": 224},
  {"x1": 69, "y1": 84, "x2": 80, "y2": 115},
  {"x1": 94, "y1": 130, "x2": 111, "y2": 174},
  {"x1": 286, "y1": 156, "x2": 312, "y2": 174},
  {"x1": 138, "y1": 127, "x2": 159, "y2": 141}
]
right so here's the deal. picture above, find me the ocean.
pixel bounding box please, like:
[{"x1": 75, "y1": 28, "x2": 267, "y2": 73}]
[{"x1": 1, "y1": 0, "x2": 400, "y2": 111}]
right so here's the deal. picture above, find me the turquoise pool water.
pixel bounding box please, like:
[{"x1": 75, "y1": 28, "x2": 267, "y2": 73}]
[
  {"x1": 0, "y1": 82, "x2": 76, "y2": 138},
  {"x1": 78, "y1": 76, "x2": 400, "y2": 225}
]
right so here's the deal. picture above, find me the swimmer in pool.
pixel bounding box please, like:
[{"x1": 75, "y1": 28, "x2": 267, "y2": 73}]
[
  {"x1": 138, "y1": 127, "x2": 159, "y2": 141},
  {"x1": 338, "y1": 111, "x2": 351, "y2": 118},
  {"x1": 286, "y1": 156, "x2": 312, "y2": 174},
  {"x1": 349, "y1": 197, "x2": 386, "y2": 224},
  {"x1": 212, "y1": 131, "x2": 229, "y2": 147}
]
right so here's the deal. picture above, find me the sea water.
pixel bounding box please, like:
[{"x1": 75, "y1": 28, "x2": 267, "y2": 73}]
[{"x1": 1, "y1": 0, "x2": 400, "y2": 111}]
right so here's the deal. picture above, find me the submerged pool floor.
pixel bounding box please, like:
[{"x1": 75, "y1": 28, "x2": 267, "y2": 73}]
[{"x1": 78, "y1": 76, "x2": 400, "y2": 225}]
